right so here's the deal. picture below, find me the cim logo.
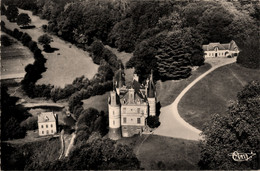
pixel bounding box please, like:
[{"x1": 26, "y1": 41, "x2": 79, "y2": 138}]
[{"x1": 229, "y1": 151, "x2": 256, "y2": 162}]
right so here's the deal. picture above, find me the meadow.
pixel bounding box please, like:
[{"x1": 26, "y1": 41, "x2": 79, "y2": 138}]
[
  {"x1": 178, "y1": 63, "x2": 260, "y2": 130},
  {"x1": 1, "y1": 33, "x2": 34, "y2": 79}
]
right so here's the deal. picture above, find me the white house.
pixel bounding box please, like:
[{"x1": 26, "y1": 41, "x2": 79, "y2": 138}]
[
  {"x1": 202, "y1": 40, "x2": 239, "y2": 58},
  {"x1": 38, "y1": 112, "x2": 58, "y2": 136}
]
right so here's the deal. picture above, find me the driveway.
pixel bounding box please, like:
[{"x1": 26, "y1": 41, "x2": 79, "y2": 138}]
[{"x1": 154, "y1": 57, "x2": 237, "y2": 140}]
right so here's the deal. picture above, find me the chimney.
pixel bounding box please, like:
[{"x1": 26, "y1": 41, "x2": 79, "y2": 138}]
[
  {"x1": 129, "y1": 88, "x2": 134, "y2": 103},
  {"x1": 133, "y1": 74, "x2": 139, "y2": 82}
]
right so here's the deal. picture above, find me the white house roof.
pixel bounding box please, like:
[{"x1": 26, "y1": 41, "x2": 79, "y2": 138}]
[
  {"x1": 38, "y1": 112, "x2": 56, "y2": 123},
  {"x1": 202, "y1": 40, "x2": 238, "y2": 51}
]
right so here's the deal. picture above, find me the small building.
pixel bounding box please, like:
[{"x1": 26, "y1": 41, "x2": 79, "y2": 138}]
[
  {"x1": 108, "y1": 68, "x2": 156, "y2": 140},
  {"x1": 38, "y1": 112, "x2": 58, "y2": 136},
  {"x1": 202, "y1": 40, "x2": 239, "y2": 58}
]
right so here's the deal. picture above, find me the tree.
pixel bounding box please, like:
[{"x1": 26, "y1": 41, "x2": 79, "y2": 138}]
[
  {"x1": 147, "y1": 116, "x2": 160, "y2": 128},
  {"x1": 17, "y1": 13, "x2": 31, "y2": 27},
  {"x1": 20, "y1": 116, "x2": 38, "y2": 130},
  {"x1": 6, "y1": 5, "x2": 19, "y2": 22},
  {"x1": 37, "y1": 137, "x2": 140, "y2": 170},
  {"x1": 199, "y1": 81, "x2": 260, "y2": 169},
  {"x1": 236, "y1": 32, "x2": 260, "y2": 69},
  {"x1": 38, "y1": 34, "x2": 53, "y2": 50},
  {"x1": 1, "y1": 35, "x2": 12, "y2": 46}
]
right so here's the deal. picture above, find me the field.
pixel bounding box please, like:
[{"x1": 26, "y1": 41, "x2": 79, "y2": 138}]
[
  {"x1": 118, "y1": 134, "x2": 200, "y2": 170},
  {"x1": 156, "y1": 63, "x2": 212, "y2": 107},
  {"x1": 178, "y1": 63, "x2": 260, "y2": 130},
  {"x1": 2, "y1": 8, "x2": 98, "y2": 88},
  {"x1": 82, "y1": 92, "x2": 110, "y2": 112},
  {"x1": 1, "y1": 33, "x2": 34, "y2": 79}
]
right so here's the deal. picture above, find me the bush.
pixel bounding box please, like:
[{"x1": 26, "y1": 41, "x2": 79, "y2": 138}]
[
  {"x1": 20, "y1": 116, "x2": 38, "y2": 130},
  {"x1": 1, "y1": 35, "x2": 12, "y2": 46},
  {"x1": 147, "y1": 115, "x2": 160, "y2": 128}
]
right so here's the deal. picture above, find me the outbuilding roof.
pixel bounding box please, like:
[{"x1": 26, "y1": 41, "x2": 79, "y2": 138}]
[
  {"x1": 38, "y1": 112, "x2": 56, "y2": 123},
  {"x1": 202, "y1": 40, "x2": 238, "y2": 51}
]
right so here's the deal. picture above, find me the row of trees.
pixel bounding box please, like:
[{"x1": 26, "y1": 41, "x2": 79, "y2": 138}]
[{"x1": 2, "y1": 5, "x2": 32, "y2": 27}]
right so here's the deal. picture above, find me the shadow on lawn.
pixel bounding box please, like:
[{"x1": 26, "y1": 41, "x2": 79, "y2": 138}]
[
  {"x1": 44, "y1": 47, "x2": 59, "y2": 53},
  {"x1": 20, "y1": 25, "x2": 36, "y2": 29}
]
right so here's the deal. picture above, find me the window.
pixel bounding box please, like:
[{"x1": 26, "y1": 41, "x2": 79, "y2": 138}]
[
  {"x1": 113, "y1": 120, "x2": 115, "y2": 125},
  {"x1": 46, "y1": 130, "x2": 49, "y2": 134},
  {"x1": 41, "y1": 125, "x2": 43, "y2": 128},
  {"x1": 137, "y1": 108, "x2": 140, "y2": 113},
  {"x1": 113, "y1": 111, "x2": 115, "y2": 115},
  {"x1": 123, "y1": 108, "x2": 126, "y2": 113},
  {"x1": 123, "y1": 117, "x2": 126, "y2": 123},
  {"x1": 51, "y1": 124, "x2": 53, "y2": 128},
  {"x1": 46, "y1": 124, "x2": 48, "y2": 128},
  {"x1": 42, "y1": 131, "x2": 44, "y2": 134},
  {"x1": 137, "y1": 118, "x2": 141, "y2": 124},
  {"x1": 51, "y1": 130, "x2": 53, "y2": 133}
]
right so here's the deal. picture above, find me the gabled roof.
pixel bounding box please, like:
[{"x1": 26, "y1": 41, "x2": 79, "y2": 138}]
[
  {"x1": 38, "y1": 112, "x2": 56, "y2": 123},
  {"x1": 120, "y1": 90, "x2": 147, "y2": 105},
  {"x1": 202, "y1": 40, "x2": 239, "y2": 51}
]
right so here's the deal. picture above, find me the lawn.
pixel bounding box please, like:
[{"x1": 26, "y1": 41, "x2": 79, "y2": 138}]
[
  {"x1": 82, "y1": 92, "x2": 110, "y2": 112},
  {"x1": 117, "y1": 134, "x2": 200, "y2": 170},
  {"x1": 156, "y1": 63, "x2": 212, "y2": 107},
  {"x1": 178, "y1": 63, "x2": 260, "y2": 130},
  {"x1": 1, "y1": 32, "x2": 34, "y2": 78},
  {"x1": 2, "y1": 9, "x2": 98, "y2": 88}
]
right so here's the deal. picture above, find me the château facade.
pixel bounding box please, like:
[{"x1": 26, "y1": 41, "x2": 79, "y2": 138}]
[
  {"x1": 202, "y1": 40, "x2": 239, "y2": 58},
  {"x1": 108, "y1": 69, "x2": 156, "y2": 140}
]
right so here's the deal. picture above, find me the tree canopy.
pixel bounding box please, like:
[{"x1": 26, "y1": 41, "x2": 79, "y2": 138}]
[
  {"x1": 6, "y1": 5, "x2": 19, "y2": 22},
  {"x1": 199, "y1": 81, "x2": 260, "y2": 169},
  {"x1": 17, "y1": 13, "x2": 31, "y2": 27}
]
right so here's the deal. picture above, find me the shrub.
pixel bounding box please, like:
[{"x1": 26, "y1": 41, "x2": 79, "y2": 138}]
[
  {"x1": 20, "y1": 116, "x2": 38, "y2": 130},
  {"x1": 147, "y1": 115, "x2": 160, "y2": 128},
  {"x1": 1, "y1": 35, "x2": 12, "y2": 46}
]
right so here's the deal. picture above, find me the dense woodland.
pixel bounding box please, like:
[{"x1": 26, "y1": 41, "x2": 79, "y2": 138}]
[{"x1": 3, "y1": 0, "x2": 259, "y2": 82}]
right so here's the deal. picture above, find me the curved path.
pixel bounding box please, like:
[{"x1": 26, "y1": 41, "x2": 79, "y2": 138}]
[{"x1": 154, "y1": 57, "x2": 236, "y2": 140}]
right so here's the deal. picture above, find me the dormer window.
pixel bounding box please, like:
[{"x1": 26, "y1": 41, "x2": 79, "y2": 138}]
[{"x1": 214, "y1": 47, "x2": 218, "y2": 51}]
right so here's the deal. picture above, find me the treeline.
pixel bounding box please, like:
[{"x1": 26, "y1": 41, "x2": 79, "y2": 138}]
[
  {"x1": 1, "y1": 21, "x2": 51, "y2": 98},
  {"x1": 1, "y1": 86, "x2": 29, "y2": 140},
  {"x1": 4, "y1": 0, "x2": 259, "y2": 81}
]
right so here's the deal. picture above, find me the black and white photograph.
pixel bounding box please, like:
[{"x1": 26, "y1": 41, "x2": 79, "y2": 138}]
[{"x1": 1, "y1": 0, "x2": 260, "y2": 170}]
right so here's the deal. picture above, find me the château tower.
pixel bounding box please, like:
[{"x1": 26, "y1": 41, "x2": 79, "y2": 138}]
[{"x1": 108, "y1": 86, "x2": 121, "y2": 140}]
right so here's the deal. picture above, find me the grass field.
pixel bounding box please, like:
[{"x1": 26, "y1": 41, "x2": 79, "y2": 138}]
[
  {"x1": 118, "y1": 134, "x2": 200, "y2": 170},
  {"x1": 1, "y1": 32, "x2": 34, "y2": 77},
  {"x1": 82, "y1": 92, "x2": 109, "y2": 112},
  {"x1": 156, "y1": 63, "x2": 212, "y2": 107},
  {"x1": 178, "y1": 63, "x2": 260, "y2": 130},
  {"x1": 2, "y1": 9, "x2": 98, "y2": 88}
]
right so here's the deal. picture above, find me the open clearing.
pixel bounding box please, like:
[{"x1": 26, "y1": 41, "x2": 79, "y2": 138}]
[
  {"x1": 118, "y1": 134, "x2": 200, "y2": 170},
  {"x1": 178, "y1": 63, "x2": 260, "y2": 130},
  {"x1": 2, "y1": 8, "x2": 98, "y2": 88},
  {"x1": 156, "y1": 63, "x2": 212, "y2": 107},
  {"x1": 1, "y1": 32, "x2": 34, "y2": 79},
  {"x1": 82, "y1": 92, "x2": 109, "y2": 112}
]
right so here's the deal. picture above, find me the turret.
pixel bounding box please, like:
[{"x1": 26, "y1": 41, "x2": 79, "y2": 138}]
[
  {"x1": 147, "y1": 70, "x2": 156, "y2": 116},
  {"x1": 108, "y1": 85, "x2": 121, "y2": 140}
]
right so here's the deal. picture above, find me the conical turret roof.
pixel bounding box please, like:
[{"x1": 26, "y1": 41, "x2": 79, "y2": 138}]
[{"x1": 147, "y1": 70, "x2": 155, "y2": 98}]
